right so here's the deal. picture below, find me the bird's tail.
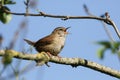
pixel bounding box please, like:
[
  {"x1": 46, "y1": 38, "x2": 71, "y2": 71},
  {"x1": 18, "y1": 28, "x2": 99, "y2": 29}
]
[{"x1": 24, "y1": 39, "x2": 35, "y2": 46}]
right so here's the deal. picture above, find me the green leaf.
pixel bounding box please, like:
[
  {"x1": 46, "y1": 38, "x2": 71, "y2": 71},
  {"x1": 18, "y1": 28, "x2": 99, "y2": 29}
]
[
  {"x1": 0, "y1": 6, "x2": 12, "y2": 24},
  {"x1": 0, "y1": 12, "x2": 12, "y2": 24},
  {"x1": 96, "y1": 41, "x2": 120, "y2": 54},
  {"x1": 2, "y1": 50, "x2": 13, "y2": 66},
  {"x1": 97, "y1": 47, "x2": 106, "y2": 59},
  {"x1": 96, "y1": 41, "x2": 112, "y2": 48},
  {"x1": 2, "y1": 54, "x2": 12, "y2": 65},
  {"x1": 4, "y1": 0, "x2": 16, "y2": 5},
  {"x1": 113, "y1": 42, "x2": 120, "y2": 49},
  {"x1": 111, "y1": 42, "x2": 120, "y2": 53},
  {"x1": 0, "y1": 0, "x2": 16, "y2": 5}
]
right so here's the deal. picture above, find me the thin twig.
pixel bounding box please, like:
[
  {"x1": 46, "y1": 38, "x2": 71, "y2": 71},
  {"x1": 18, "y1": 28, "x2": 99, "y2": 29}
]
[
  {"x1": 24, "y1": 0, "x2": 30, "y2": 16},
  {"x1": 107, "y1": 18, "x2": 120, "y2": 39},
  {"x1": 83, "y1": 4, "x2": 120, "y2": 64},
  {"x1": 83, "y1": 4, "x2": 116, "y2": 41},
  {"x1": 102, "y1": 21, "x2": 115, "y2": 42}
]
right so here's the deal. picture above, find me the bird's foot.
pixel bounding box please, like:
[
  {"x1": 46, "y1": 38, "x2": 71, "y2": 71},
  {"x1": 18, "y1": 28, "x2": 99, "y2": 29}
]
[
  {"x1": 46, "y1": 52, "x2": 62, "y2": 61},
  {"x1": 46, "y1": 52, "x2": 52, "y2": 57},
  {"x1": 56, "y1": 55, "x2": 61, "y2": 58},
  {"x1": 55, "y1": 55, "x2": 62, "y2": 61}
]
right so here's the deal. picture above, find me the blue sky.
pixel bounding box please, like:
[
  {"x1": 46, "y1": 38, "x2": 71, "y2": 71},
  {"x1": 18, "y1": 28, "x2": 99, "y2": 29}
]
[{"x1": 0, "y1": 0, "x2": 120, "y2": 80}]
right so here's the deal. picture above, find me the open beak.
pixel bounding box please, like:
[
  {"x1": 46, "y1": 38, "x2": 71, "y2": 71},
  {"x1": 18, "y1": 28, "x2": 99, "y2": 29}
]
[{"x1": 65, "y1": 27, "x2": 70, "y2": 34}]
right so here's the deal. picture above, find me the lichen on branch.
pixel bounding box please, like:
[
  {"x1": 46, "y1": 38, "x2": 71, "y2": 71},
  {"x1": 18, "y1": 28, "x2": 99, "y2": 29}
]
[{"x1": 0, "y1": 50, "x2": 120, "y2": 79}]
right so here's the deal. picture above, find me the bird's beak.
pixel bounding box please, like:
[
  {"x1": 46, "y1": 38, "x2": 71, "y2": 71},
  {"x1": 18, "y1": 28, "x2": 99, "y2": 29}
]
[
  {"x1": 66, "y1": 27, "x2": 71, "y2": 30},
  {"x1": 65, "y1": 27, "x2": 70, "y2": 34}
]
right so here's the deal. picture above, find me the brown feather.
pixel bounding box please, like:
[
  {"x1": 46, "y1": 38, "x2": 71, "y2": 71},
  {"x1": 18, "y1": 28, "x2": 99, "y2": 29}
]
[
  {"x1": 24, "y1": 39, "x2": 35, "y2": 46},
  {"x1": 24, "y1": 27, "x2": 69, "y2": 56},
  {"x1": 34, "y1": 35, "x2": 54, "y2": 47}
]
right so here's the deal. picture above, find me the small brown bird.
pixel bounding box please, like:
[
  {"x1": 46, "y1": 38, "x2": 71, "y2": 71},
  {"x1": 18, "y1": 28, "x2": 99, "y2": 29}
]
[{"x1": 24, "y1": 27, "x2": 70, "y2": 56}]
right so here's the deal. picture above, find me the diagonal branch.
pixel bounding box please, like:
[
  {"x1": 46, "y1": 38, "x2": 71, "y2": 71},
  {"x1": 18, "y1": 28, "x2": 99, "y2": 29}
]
[
  {"x1": 0, "y1": 50, "x2": 120, "y2": 79},
  {"x1": 83, "y1": 4, "x2": 115, "y2": 42}
]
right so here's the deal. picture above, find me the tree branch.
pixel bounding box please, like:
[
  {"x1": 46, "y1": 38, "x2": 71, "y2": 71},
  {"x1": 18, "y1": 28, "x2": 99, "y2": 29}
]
[
  {"x1": 3, "y1": 9, "x2": 120, "y2": 39},
  {"x1": 0, "y1": 50, "x2": 120, "y2": 79}
]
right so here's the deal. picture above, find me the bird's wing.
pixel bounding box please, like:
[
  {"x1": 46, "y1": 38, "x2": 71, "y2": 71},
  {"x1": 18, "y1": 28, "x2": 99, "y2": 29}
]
[{"x1": 34, "y1": 35, "x2": 54, "y2": 47}]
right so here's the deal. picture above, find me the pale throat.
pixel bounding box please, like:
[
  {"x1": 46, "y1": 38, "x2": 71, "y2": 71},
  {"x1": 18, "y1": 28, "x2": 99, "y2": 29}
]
[{"x1": 54, "y1": 33, "x2": 66, "y2": 45}]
